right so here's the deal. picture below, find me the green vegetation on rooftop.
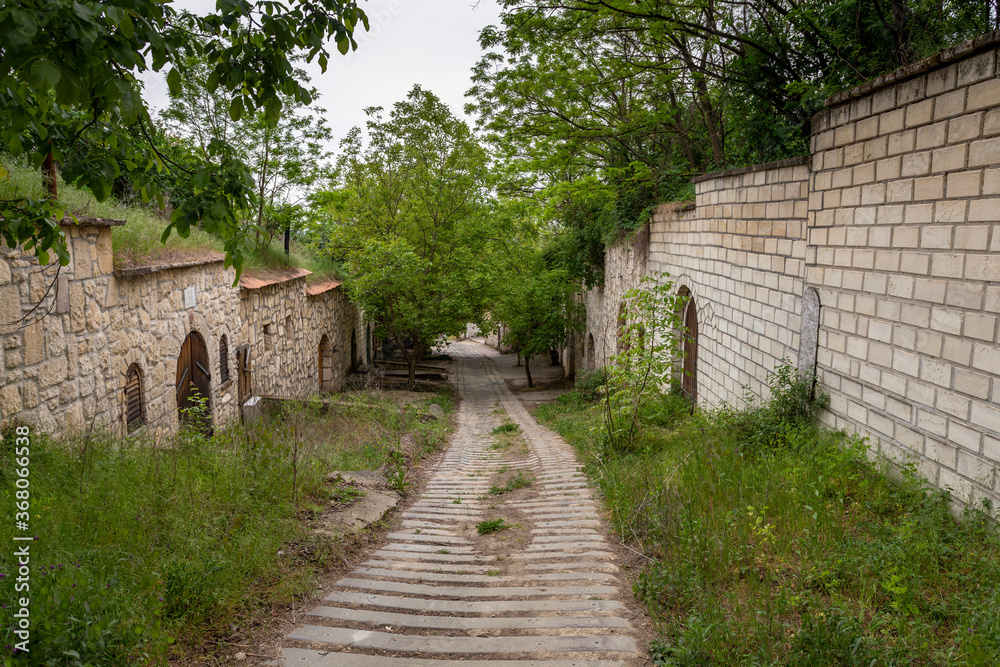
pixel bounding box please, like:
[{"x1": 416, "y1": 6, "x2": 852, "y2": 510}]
[{"x1": 0, "y1": 159, "x2": 338, "y2": 281}]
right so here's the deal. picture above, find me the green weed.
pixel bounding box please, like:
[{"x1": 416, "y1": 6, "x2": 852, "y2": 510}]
[{"x1": 476, "y1": 518, "x2": 511, "y2": 535}]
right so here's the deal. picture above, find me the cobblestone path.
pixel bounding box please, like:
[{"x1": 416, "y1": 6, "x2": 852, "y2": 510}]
[{"x1": 278, "y1": 339, "x2": 644, "y2": 666}]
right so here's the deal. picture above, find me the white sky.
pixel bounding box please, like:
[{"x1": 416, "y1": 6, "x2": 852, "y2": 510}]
[{"x1": 142, "y1": 0, "x2": 503, "y2": 145}]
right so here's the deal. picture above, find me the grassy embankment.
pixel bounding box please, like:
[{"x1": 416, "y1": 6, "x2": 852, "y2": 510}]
[
  {"x1": 0, "y1": 390, "x2": 454, "y2": 665},
  {"x1": 535, "y1": 369, "x2": 1000, "y2": 666},
  {"x1": 0, "y1": 158, "x2": 337, "y2": 281}
]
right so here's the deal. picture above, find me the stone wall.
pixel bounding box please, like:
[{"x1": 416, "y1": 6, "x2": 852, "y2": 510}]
[
  {"x1": 810, "y1": 34, "x2": 1000, "y2": 509},
  {"x1": 646, "y1": 160, "x2": 809, "y2": 406},
  {"x1": 583, "y1": 31, "x2": 1000, "y2": 515},
  {"x1": 0, "y1": 221, "x2": 364, "y2": 441}
]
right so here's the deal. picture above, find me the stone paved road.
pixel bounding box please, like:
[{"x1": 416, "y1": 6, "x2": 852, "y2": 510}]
[{"x1": 277, "y1": 339, "x2": 644, "y2": 666}]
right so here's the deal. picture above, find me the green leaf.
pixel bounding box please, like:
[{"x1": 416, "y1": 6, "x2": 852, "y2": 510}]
[
  {"x1": 28, "y1": 59, "x2": 61, "y2": 93},
  {"x1": 228, "y1": 96, "x2": 244, "y2": 121},
  {"x1": 166, "y1": 68, "x2": 182, "y2": 97}
]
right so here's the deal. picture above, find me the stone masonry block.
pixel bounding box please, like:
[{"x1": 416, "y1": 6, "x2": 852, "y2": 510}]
[
  {"x1": 927, "y1": 63, "x2": 958, "y2": 96},
  {"x1": 931, "y1": 144, "x2": 968, "y2": 173},
  {"x1": 954, "y1": 225, "x2": 990, "y2": 250},
  {"x1": 901, "y1": 151, "x2": 930, "y2": 176},
  {"x1": 968, "y1": 137, "x2": 1000, "y2": 168},
  {"x1": 946, "y1": 170, "x2": 982, "y2": 198},
  {"x1": 905, "y1": 99, "x2": 935, "y2": 128},
  {"x1": 920, "y1": 226, "x2": 952, "y2": 249},
  {"x1": 914, "y1": 175, "x2": 945, "y2": 200},
  {"x1": 968, "y1": 197, "x2": 1000, "y2": 221},
  {"x1": 930, "y1": 253, "x2": 964, "y2": 278},
  {"x1": 934, "y1": 200, "x2": 968, "y2": 223},
  {"x1": 948, "y1": 114, "x2": 982, "y2": 143},
  {"x1": 916, "y1": 121, "x2": 947, "y2": 149},
  {"x1": 967, "y1": 77, "x2": 1000, "y2": 112},
  {"x1": 946, "y1": 281, "x2": 984, "y2": 309},
  {"x1": 881, "y1": 109, "x2": 905, "y2": 135},
  {"x1": 955, "y1": 368, "x2": 991, "y2": 400},
  {"x1": 933, "y1": 88, "x2": 967, "y2": 120},
  {"x1": 966, "y1": 254, "x2": 1000, "y2": 281},
  {"x1": 965, "y1": 313, "x2": 997, "y2": 341},
  {"x1": 958, "y1": 50, "x2": 997, "y2": 86}
]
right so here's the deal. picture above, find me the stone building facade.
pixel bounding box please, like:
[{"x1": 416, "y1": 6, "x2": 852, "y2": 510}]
[
  {"x1": 0, "y1": 219, "x2": 366, "y2": 441},
  {"x1": 583, "y1": 31, "x2": 1000, "y2": 515}
]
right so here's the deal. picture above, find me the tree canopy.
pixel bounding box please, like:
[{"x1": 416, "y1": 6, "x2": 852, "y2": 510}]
[
  {"x1": 323, "y1": 86, "x2": 502, "y2": 387},
  {"x1": 470, "y1": 0, "x2": 999, "y2": 283},
  {"x1": 0, "y1": 0, "x2": 367, "y2": 273}
]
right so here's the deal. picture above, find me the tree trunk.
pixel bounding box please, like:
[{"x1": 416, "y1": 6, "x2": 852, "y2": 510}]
[
  {"x1": 524, "y1": 354, "x2": 533, "y2": 388},
  {"x1": 284, "y1": 221, "x2": 290, "y2": 257},
  {"x1": 42, "y1": 152, "x2": 57, "y2": 198},
  {"x1": 406, "y1": 342, "x2": 425, "y2": 391}
]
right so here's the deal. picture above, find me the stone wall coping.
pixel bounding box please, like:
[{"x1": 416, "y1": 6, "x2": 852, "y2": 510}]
[
  {"x1": 824, "y1": 28, "x2": 1000, "y2": 108},
  {"x1": 58, "y1": 215, "x2": 126, "y2": 228},
  {"x1": 652, "y1": 201, "x2": 696, "y2": 215},
  {"x1": 114, "y1": 254, "x2": 226, "y2": 278},
  {"x1": 306, "y1": 279, "x2": 343, "y2": 296},
  {"x1": 239, "y1": 267, "x2": 312, "y2": 290},
  {"x1": 690, "y1": 156, "x2": 810, "y2": 184}
]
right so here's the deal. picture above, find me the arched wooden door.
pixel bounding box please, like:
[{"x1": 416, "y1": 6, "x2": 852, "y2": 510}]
[
  {"x1": 176, "y1": 331, "x2": 212, "y2": 427},
  {"x1": 319, "y1": 335, "x2": 333, "y2": 392},
  {"x1": 682, "y1": 298, "x2": 698, "y2": 402},
  {"x1": 350, "y1": 329, "x2": 358, "y2": 372}
]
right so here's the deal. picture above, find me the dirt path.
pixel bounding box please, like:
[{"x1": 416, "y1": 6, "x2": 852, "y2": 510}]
[{"x1": 275, "y1": 339, "x2": 647, "y2": 665}]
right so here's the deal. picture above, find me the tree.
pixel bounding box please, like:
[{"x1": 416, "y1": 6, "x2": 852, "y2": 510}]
[
  {"x1": 491, "y1": 261, "x2": 584, "y2": 388},
  {"x1": 0, "y1": 0, "x2": 368, "y2": 274},
  {"x1": 160, "y1": 56, "x2": 333, "y2": 252},
  {"x1": 470, "y1": 0, "x2": 997, "y2": 282},
  {"x1": 325, "y1": 86, "x2": 499, "y2": 388}
]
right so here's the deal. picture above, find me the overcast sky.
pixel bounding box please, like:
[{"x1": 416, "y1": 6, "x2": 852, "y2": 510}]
[{"x1": 142, "y1": 0, "x2": 503, "y2": 145}]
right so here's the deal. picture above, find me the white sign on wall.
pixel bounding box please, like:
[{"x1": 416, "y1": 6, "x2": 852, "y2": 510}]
[{"x1": 184, "y1": 285, "x2": 196, "y2": 309}]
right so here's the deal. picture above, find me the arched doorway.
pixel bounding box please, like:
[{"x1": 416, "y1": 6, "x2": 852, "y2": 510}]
[
  {"x1": 319, "y1": 334, "x2": 333, "y2": 392},
  {"x1": 680, "y1": 291, "x2": 698, "y2": 402},
  {"x1": 586, "y1": 333, "x2": 595, "y2": 368},
  {"x1": 176, "y1": 331, "x2": 212, "y2": 429},
  {"x1": 350, "y1": 329, "x2": 358, "y2": 372}
]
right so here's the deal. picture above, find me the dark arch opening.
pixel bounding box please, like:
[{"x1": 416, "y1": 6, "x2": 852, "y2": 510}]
[
  {"x1": 319, "y1": 334, "x2": 333, "y2": 392},
  {"x1": 586, "y1": 333, "x2": 595, "y2": 368},
  {"x1": 125, "y1": 363, "x2": 144, "y2": 432},
  {"x1": 678, "y1": 287, "x2": 698, "y2": 403}
]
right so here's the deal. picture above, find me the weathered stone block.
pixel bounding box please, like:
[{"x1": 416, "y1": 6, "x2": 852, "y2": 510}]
[
  {"x1": 931, "y1": 144, "x2": 967, "y2": 173},
  {"x1": 24, "y1": 321, "x2": 43, "y2": 365},
  {"x1": 0, "y1": 385, "x2": 21, "y2": 416},
  {"x1": 0, "y1": 286, "x2": 20, "y2": 325}
]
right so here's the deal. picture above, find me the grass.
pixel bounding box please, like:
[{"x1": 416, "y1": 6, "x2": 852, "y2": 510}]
[
  {"x1": 535, "y1": 367, "x2": 1000, "y2": 666},
  {"x1": 0, "y1": 389, "x2": 454, "y2": 665},
  {"x1": 491, "y1": 421, "x2": 520, "y2": 435},
  {"x1": 0, "y1": 158, "x2": 339, "y2": 281},
  {"x1": 476, "y1": 518, "x2": 512, "y2": 535},
  {"x1": 488, "y1": 470, "x2": 534, "y2": 496}
]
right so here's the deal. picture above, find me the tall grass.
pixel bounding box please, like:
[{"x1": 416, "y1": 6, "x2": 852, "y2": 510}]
[
  {"x1": 0, "y1": 391, "x2": 452, "y2": 665},
  {"x1": 536, "y1": 365, "x2": 1000, "y2": 666}
]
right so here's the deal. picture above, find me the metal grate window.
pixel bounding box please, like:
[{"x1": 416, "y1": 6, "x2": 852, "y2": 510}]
[
  {"x1": 125, "y1": 364, "x2": 144, "y2": 432},
  {"x1": 220, "y1": 335, "x2": 230, "y2": 383}
]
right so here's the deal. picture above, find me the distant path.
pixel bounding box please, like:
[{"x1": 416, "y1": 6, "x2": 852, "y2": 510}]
[{"x1": 277, "y1": 338, "x2": 645, "y2": 666}]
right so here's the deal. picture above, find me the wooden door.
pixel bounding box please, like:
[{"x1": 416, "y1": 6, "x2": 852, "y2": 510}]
[
  {"x1": 350, "y1": 329, "x2": 358, "y2": 372},
  {"x1": 319, "y1": 335, "x2": 332, "y2": 392},
  {"x1": 682, "y1": 300, "x2": 698, "y2": 402},
  {"x1": 237, "y1": 346, "x2": 252, "y2": 402},
  {"x1": 176, "y1": 331, "x2": 212, "y2": 427}
]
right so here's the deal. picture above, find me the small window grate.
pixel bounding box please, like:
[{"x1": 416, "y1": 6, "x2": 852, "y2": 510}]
[
  {"x1": 125, "y1": 364, "x2": 144, "y2": 432},
  {"x1": 220, "y1": 335, "x2": 230, "y2": 383}
]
